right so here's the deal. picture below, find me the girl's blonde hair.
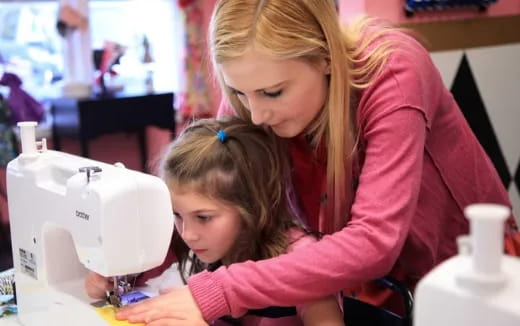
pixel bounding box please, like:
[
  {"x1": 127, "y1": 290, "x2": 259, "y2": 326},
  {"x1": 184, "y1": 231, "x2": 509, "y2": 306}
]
[
  {"x1": 209, "y1": 0, "x2": 398, "y2": 232},
  {"x1": 161, "y1": 116, "x2": 298, "y2": 281}
]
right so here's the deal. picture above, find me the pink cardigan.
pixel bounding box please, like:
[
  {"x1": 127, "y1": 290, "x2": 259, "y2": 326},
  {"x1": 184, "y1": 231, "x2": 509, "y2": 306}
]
[{"x1": 188, "y1": 31, "x2": 512, "y2": 321}]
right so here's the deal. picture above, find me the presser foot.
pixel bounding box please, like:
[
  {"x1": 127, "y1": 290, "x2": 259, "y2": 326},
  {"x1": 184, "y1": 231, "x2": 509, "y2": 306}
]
[
  {"x1": 105, "y1": 275, "x2": 132, "y2": 307},
  {"x1": 90, "y1": 289, "x2": 150, "y2": 308},
  {"x1": 94, "y1": 275, "x2": 150, "y2": 308},
  {"x1": 89, "y1": 275, "x2": 150, "y2": 308}
]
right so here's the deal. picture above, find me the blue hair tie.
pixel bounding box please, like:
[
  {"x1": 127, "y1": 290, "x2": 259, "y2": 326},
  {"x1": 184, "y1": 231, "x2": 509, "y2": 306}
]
[{"x1": 217, "y1": 129, "x2": 228, "y2": 143}]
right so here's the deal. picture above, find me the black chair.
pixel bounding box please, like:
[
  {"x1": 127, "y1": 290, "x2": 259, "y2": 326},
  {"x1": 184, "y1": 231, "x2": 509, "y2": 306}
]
[
  {"x1": 343, "y1": 277, "x2": 413, "y2": 326},
  {"x1": 243, "y1": 276, "x2": 414, "y2": 326}
]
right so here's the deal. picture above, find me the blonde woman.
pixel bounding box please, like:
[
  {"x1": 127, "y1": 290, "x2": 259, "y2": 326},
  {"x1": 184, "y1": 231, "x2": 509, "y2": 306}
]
[{"x1": 118, "y1": 0, "x2": 516, "y2": 325}]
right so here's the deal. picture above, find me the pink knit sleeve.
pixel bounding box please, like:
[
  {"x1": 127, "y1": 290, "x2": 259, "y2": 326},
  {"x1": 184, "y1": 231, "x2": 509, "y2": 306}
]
[
  {"x1": 188, "y1": 107, "x2": 428, "y2": 321},
  {"x1": 284, "y1": 230, "x2": 341, "y2": 320}
]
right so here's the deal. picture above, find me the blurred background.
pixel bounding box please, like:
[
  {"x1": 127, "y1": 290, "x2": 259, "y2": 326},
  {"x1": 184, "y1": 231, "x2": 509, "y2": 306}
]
[{"x1": 0, "y1": 0, "x2": 519, "y2": 272}]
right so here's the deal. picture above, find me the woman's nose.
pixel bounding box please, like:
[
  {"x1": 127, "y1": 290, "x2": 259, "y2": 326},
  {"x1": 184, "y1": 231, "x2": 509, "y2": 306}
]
[{"x1": 249, "y1": 101, "x2": 272, "y2": 125}]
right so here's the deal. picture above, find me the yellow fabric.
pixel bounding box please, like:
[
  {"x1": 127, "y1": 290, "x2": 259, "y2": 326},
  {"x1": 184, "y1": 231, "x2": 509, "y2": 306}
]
[{"x1": 94, "y1": 305, "x2": 144, "y2": 326}]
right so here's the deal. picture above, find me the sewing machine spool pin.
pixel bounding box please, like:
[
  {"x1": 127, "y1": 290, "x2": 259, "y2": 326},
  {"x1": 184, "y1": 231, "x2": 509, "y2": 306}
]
[{"x1": 79, "y1": 166, "x2": 102, "y2": 183}]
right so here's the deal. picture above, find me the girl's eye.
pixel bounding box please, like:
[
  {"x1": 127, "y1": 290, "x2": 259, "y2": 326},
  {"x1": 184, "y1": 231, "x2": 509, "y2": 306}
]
[
  {"x1": 263, "y1": 90, "x2": 282, "y2": 98},
  {"x1": 197, "y1": 215, "x2": 212, "y2": 223},
  {"x1": 173, "y1": 212, "x2": 182, "y2": 220}
]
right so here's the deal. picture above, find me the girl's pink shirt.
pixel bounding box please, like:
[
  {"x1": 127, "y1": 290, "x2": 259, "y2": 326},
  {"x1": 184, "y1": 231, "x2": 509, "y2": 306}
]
[
  {"x1": 189, "y1": 32, "x2": 512, "y2": 322},
  {"x1": 212, "y1": 228, "x2": 336, "y2": 326}
]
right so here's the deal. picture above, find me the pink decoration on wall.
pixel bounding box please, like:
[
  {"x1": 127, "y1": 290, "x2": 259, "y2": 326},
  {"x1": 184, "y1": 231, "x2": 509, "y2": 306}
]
[{"x1": 178, "y1": 0, "x2": 214, "y2": 122}]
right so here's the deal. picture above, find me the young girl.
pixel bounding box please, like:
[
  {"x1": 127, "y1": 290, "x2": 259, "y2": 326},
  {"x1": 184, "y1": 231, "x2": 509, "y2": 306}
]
[
  {"x1": 86, "y1": 117, "x2": 344, "y2": 325},
  {"x1": 118, "y1": 0, "x2": 519, "y2": 324}
]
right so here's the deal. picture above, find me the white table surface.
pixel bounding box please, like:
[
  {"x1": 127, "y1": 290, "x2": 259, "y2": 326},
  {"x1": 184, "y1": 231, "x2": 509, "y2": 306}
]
[
  {"x1": 0, "y1": 264, "x2": 183, "y2": 325},
  {"x1": 0, "y1": 315, "x2": 19, "y2": 325}
]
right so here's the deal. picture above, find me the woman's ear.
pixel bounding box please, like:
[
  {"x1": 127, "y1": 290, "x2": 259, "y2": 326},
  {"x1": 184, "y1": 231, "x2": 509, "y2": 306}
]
[{"x1": 322, "y1": 57, "x2": 331, "y2": 75}]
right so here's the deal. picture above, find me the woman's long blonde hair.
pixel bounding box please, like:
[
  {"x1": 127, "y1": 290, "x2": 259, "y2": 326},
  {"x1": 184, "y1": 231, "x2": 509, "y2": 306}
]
[
  {"x1": 209, "y1": 0, "x2": 398, "y2": 232},
  {"x1": 161, "y1": 116, "x2": 299, "y2": 281}
]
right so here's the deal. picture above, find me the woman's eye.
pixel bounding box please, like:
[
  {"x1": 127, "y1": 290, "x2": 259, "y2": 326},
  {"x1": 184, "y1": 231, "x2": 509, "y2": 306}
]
[
  {"x1": 232, "y1": 89, "x2": 245, "y2": 96},
  {"x1": 263, "y1": 90, "x2": 282, "y2": 98}
]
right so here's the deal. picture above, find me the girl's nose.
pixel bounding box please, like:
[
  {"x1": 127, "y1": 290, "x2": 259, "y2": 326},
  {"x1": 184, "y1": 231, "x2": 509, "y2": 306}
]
[{"x1": 179, "y1": 220, "x2": 199, "y2": 242}]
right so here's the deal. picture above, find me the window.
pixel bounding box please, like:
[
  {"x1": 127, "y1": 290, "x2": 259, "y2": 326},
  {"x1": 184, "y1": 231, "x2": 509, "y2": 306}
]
[
  {"x1": 0, "y1": 1, "x2": 62, "y2": 98},
  {"x1": 0, "y1": 0, "x2": 184, "y2": 99}
]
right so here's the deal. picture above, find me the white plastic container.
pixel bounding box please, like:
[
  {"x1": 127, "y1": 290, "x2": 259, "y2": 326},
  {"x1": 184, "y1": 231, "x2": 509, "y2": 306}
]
[{"x1": 414, "y1": 204, "x2": 520, "y2": 325}]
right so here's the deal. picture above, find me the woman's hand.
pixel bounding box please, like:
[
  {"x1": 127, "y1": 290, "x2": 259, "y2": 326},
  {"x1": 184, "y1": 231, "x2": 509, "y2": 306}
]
[
  {"x1": 146, "y1": 317, "x2": 208, "y2": 326},
  {"x1": 85, "y1": 271, "x2": 110, "y2": 299},
  {"x1": 116, "y1": 285, "x2": 207, "y2": 325}
]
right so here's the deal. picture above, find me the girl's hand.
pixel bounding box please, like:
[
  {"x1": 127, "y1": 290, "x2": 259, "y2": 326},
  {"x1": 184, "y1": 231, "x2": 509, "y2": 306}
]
[
  {"x1": 84, "y1": 271, "x2": 110, "y2": 299},
  {"x1": 116, "y1": 285, "x2": 206, "y2": 325}
]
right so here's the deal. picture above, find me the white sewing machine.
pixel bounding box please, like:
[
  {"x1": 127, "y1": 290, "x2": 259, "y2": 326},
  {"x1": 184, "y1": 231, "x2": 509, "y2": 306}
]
[
  {"x1": 6, "y1": 122, "x2": 174, "y2": 325},
  {"x1": 414, "y1": 203, "x2": 520, "y2": 325}
]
